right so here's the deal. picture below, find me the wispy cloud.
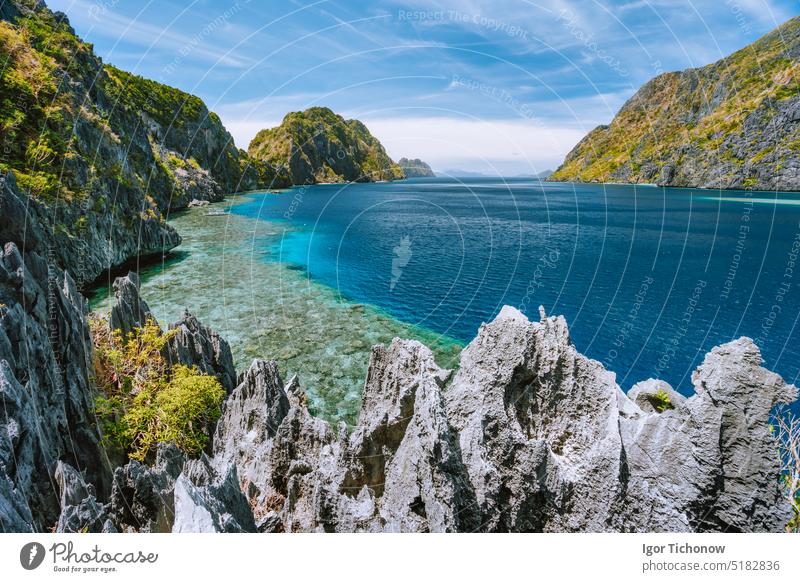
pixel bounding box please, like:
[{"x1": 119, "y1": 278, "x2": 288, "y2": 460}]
[{"x1": 48, "y1": 0, "x2": 255, "y2": 68}]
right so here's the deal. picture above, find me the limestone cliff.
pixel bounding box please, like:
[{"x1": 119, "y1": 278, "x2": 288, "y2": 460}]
[
  {"x1": 0, "y1": 1, "x2": 259, "y2": 287},
  {"x1": 201, "y1": 306, "x2": 795, "y2": 532},
  {"x1": 247, "y1": 107, "x2": 404, "y2": 186},
  {"x1": 550, "y1": 17, "x2": 800, "y2": 190},
  {"x1": 0, "y1": 1, "x2": 262, "y2": 533}
]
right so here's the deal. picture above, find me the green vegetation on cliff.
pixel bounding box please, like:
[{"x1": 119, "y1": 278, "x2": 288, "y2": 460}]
[
  {"x1": 103, "y1": 65, "x2": 204, "y2": 129},
  {"x1": 247, "y1": 107, "x2": 404, "y2": 185},
  {"x1": 0, "y1": 0, "x2": 260, "y2": 286},
  {"x1": 91, "y1": 316, "x2": 224, "y2": 462},
  {"x1": 0, "y1": 7, "x2": 86, "y2": 200},
  {"x1": 550, "y1": 17, "x2": 800, "y2": 190}
]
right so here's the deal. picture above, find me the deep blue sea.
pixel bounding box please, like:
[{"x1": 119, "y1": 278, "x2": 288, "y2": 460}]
[{"x1": 229, "y1": 177, "x2": 800, "y2": 395}]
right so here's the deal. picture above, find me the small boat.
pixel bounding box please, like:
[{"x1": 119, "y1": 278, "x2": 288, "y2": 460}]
[{"x1": 205, "y1": 209, "x2": 227, "y2": 216}]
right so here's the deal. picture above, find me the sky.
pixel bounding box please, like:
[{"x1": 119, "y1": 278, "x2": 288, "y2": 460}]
[{"x1": 47, "y1": 0, "x2": 798, "y2": 175}]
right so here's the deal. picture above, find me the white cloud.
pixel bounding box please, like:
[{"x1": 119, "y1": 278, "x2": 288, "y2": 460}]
[
  {"x1": 224, "y1": 116, "x2": 281, "y2": 149},
  {"x1": 363, "y1": 116, "x2": 584, "y2": 172}
]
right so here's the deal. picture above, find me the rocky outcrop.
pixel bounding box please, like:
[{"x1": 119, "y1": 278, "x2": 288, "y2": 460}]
[
  {"x1": 339, "y1": 340, "x2": 476, "y2": 532},
  {"x1": 247, "y1": 107, "x2": 404, "y2": 185},
  {"x1": 0, "y1": 464, "x2": 34, "y2": 533},
  {"x1": 109, "y1": 272, "x2": 153, "y2": 337},
  {"x1": 549, "y1": 17, "x2": 800, "y2": 190},
  {"x1": 0, "y1": 0, "x2": 262, "y2": 532},
  {"x1": 445, "y1": 307, "x2": 796, "y2": 532},
  {"x1": 108, "y1": 444, "x2": 185, "y2": 533},
  {"x1": 0, "y1": 256, "x2": 237, "y2": 533},
  {"x1": 0, "y1": 3, "x2": 263, "y2": 289},
  {"x1": 57, "y1": 442, "x2": 256, "y2": 533},
  {"x1": 208, "y1": 306, "x2": 796, "y2": 533},
  {"x1": 163, "y1": 311, "x2": 237, "y2": 393},
  {"x1": 54, "y1": 462, "x2": 116, "y2": 533},
  {"x1": 397, "y1": 158, "x2": 435, "y2": 178},
  {"x1": 172, "y1": 454, "x2": 256, "y2": 533},
  {"x1": 107, "y1": 273, "x2": 237, "y2": 393},
  {"x1": 210, "y1": 360, "x2": 336, "y2": 531},
  {"x1": 21, "y1": 283, "x2": 798, "y2": 533},
  {"x1": 619, "y1": 338, "x2": 795, "y2": 532}
]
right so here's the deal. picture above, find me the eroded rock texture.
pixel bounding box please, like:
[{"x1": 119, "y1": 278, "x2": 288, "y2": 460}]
[
  {"x1": 204, "y1": 306, "x2": 796, "y2": 532},
  {"x1": 0, "y1": 174, "x2": 111, "y2": 532},
  {"x1": 172, "y1": 454, "x2": 255, "y2": 533},
  {"x1": 549, "y1": 17, "x2": 800, "y2": 190},
  {"x1": 108, "y1": 273, "x2": 237, "y2": 393}
]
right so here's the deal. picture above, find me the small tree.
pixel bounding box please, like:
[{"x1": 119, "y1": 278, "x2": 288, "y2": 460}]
[
  {"x1": 774, "y1": 408, "x2": 800, "y2": 532},
  {"x1": 123, "y1": 365, "x2": 224, "y2": 461}
]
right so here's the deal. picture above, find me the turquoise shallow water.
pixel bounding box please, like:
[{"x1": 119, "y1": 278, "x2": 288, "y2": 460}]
[
  {"x1": 91, "y1": 177, "x2": 800, "y2": 421},
  {"x1": 88, "y1": 195, "x2": 462, "y2": 426}
]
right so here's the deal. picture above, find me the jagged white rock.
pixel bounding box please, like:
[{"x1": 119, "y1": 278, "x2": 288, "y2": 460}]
[
  {"x1": 172, "y1": 454, "x2": 255, "y2": 533},
  {"x1": 208, "y1": 306, "x2": 796, "y2": 532}
]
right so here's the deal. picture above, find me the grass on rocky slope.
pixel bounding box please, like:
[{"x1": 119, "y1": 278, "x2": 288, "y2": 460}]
[
  {"x1": 0, "y1": 11, "x2": 81, "y2": 200},
  {"x1": 102, "y1": 65, "x2": 205, "y2": 129},
  {"x1": 550, "y1": 16, "x2": 800, "y2": 184}
]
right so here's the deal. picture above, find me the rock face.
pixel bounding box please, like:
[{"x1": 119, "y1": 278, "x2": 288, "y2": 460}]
[
  {"x1": 0, "y1": 0, "x2": 262, "y2": 532},
  {"x1": 445, "y1": 308, "x2": 796, "y2": 532},
  {"x1": 109, "y1": 272, "x2": 153, "y2": 337},
  {"x1": 107, "y1": 273, "x2": 237, "y2": 393},
  {"x1": 56, "y1": 442, "x2": 255, "y2": 533},
  {"x1": 397, "y1": 158, "x2": 435, "y2": 178},
  {"x1": 208, "y1": 307, "x2": 796, "y2": 533},
  {"x1": 0, "y1": 2, "x2": 263, "y2": 289},
  {"x1": 0, "y1": 175, "x2": 111, "y2": 532},
  {"x1": 247, "y1": 107, "x2": 404, "y2": 185},
  {"x1": 54, "y1": 462, "x2": 115, "y2": 533},
  {"x1": 108, "y1": 444, "x2": 185, "y2": 533},
  {"x1": 549, "y1": 16, "x2": 800, "y2": 190},
  {"x1": 13, "y1": 266, "x2": 797, "y2": 533},
  {"x1": 163, "y1": 311, "x2": 238, "y2": 393},
  {"x1": 172, "y1": 454, "x2": 256, "y2": 533}
]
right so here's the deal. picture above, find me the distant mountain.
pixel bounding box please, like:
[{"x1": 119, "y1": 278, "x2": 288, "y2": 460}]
[
  {"x1": 439, "y1": 169, "x2": 492, "y2": 177},
  {"x1": 247, "y1": 107, "x2": 403, "y2": 186},
  {"x1": 515, "y1": 170, "x2": 554, "y2": 179},
  {"x1": 549, "y1": 17, "x2": 800, "y2": 191},
  {"x1": 398, "y1": 157, "x2": 435, "y2": 177}
]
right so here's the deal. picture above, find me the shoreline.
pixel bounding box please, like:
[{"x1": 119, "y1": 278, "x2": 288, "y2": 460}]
[{"x1": 545, "y1": 178, "x2": 800, "y2": 195}]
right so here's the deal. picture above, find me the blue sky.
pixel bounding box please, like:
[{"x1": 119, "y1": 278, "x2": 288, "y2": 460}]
[{"x1": 48, "y1": 0, "x2": 798, "y2": 175}]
